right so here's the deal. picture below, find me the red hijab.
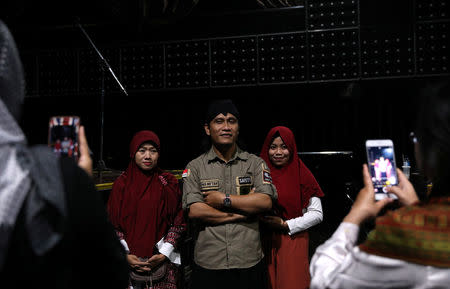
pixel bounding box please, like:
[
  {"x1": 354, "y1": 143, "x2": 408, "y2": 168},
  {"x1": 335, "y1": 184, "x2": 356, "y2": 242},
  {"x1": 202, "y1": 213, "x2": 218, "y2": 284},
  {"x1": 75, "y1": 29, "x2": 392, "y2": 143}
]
[
  {"x1": 260, "y1": 126, "x2": 324, "y2": 220},
  {"x1": 107, "y1": 130, "x2": 182, "y2": 257}
]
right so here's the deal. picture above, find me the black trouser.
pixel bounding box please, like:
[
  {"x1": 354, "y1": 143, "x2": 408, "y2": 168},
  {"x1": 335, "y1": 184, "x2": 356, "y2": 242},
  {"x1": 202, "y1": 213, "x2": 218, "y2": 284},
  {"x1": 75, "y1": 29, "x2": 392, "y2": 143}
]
[{"x1": 190, "y1": 260, "x2": 267, "y2": 289}]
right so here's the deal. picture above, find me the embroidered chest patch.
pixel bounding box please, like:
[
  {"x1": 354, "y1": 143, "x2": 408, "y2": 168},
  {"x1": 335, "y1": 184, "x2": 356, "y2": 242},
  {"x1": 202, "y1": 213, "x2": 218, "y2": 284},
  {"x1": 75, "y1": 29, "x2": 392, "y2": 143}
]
[{"x1": 200, "y1": 179, "x2": 220, "y2": 191}]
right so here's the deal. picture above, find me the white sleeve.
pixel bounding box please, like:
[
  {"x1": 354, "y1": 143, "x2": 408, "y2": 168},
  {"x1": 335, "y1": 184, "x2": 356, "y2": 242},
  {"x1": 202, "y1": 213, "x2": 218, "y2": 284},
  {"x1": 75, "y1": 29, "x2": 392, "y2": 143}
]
[
  {"x1": 285, "y1": 197, "x2": 323, "y2": 235},
  {"x1": 156, "y1": 238, "x2": 181, "y2": 265},
  {"x1": 309, "y1": 222, "x2": 359, "y2": 289},
  {"x1": 309, "y1": 222, "x2": 450, "y2": 289},
  {"x1": 120, "y1": 239, "x2": 130, "y2": 254}
]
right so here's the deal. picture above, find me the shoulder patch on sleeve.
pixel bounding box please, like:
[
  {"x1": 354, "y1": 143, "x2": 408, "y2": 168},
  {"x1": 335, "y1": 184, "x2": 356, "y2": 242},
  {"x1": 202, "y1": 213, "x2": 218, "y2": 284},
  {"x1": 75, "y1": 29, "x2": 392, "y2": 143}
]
[
  {"x1": 261, "y1": 164, "x2": 272, "y2": 184},
  {"x1": 182, "y1": 168, "x2": 190, "y2": 178}
]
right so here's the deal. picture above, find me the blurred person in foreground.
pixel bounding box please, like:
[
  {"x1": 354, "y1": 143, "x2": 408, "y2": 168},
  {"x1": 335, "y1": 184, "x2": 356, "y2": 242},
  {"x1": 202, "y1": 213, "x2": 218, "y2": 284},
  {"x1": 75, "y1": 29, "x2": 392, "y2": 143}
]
[
  {"x1": 0, "y1": 20, "x2": 129, "y2": 288},
  {"x1": 309, "y1": 79, "x2": 450, "y2": 289}
]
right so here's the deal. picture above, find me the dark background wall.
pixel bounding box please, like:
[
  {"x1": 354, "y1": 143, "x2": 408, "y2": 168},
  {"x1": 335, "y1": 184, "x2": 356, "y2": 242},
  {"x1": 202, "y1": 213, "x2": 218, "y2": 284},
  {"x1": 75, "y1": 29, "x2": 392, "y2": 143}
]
[
  {"x1": 20, "y1": 79, "x2": 421, "y2": 172},
  {"x1": 1, "y1": 0, "x2": 448, "y2": 181}
]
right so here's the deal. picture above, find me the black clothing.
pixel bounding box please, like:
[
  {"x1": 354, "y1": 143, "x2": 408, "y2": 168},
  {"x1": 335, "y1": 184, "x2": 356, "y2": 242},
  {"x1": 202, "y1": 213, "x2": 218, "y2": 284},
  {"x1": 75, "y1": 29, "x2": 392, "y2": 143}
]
[{"x1": 1, "y1": 156, "x2": 129, "y2": 289}]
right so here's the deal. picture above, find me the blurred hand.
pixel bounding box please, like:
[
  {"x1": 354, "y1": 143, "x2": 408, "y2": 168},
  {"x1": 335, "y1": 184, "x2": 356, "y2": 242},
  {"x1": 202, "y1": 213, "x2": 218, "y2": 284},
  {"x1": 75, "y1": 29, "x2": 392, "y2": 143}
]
[
  {"x1": 343, "y1": 164, "x2": 394, "y2": 225},
  {"x1": 77, "y1": 126, "x2": 93, "y2": 177},
  {"x1": 260, "y1": 215, "x2": 288, "y2": 231},
  {"x1": 127, "y1": 254, "x2": 151, "y2": 272},
  {"x1": 387, "y1": 168, "x2": 419, "y2": 206},
  {"x1": 146, "y1": 254, "x2": 167, "y2": 269},
  {"x1": 231, "y1": 212, "x2": 247, "y2": 222},
  {"x1": 203, "y1": 190, "x2": 225, "y2": 208}
]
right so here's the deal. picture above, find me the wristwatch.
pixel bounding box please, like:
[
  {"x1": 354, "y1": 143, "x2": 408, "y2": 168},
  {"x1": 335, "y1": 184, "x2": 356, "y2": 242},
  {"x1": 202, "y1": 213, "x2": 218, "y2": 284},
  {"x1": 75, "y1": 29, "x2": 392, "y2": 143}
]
[{"x1": 223, "y1": 193, "x2": 232, "y2": 208}]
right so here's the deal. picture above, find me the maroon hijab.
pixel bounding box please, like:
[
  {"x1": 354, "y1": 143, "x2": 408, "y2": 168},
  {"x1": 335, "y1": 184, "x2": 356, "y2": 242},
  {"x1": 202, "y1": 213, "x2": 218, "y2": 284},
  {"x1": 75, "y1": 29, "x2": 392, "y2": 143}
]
[
  {"x1": 260, "y1": 126, "x2": 324, "y2": 220},
  {"x1": 107, "y1": 130, "x2": 181, "y2": 257}
]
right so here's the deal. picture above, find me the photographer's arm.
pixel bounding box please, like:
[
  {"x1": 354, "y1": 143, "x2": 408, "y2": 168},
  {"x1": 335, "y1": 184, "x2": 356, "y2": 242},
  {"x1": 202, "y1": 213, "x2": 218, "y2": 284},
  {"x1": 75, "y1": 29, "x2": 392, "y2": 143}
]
[{"x1": 310, "y1": 165, "x2": 420, "y2": 289}]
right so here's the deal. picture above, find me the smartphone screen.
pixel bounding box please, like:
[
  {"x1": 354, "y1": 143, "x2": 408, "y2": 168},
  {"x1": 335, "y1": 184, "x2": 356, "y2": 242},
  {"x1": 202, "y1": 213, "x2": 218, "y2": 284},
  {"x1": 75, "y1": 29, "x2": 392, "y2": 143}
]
[
  {"x1": 48, "y1": 116, "x2": 80, "y2": 161},
  {"x1": 365, "y1": 139, "x2": 398, "y2": 200}
]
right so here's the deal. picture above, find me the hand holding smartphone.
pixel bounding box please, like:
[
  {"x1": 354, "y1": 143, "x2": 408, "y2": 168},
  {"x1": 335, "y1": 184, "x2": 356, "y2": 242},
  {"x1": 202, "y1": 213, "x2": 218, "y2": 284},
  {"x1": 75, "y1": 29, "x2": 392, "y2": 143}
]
[
  {"x1": 48, "y1": 116, "x2": 80, "y2": 161},
  {"x1": 365, "y1": 139, "x2": 398, "y2": 200}
]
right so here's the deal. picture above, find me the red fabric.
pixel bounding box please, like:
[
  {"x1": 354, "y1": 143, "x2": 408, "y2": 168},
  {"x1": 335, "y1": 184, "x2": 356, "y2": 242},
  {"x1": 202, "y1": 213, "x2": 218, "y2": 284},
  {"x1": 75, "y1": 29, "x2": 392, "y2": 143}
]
[
  {"x1": 266, "y1": 232, "x2": 310, "y2": 289},
  {"x1": 129, "y1": 130, "x2": 160, "y2": 158},
  {"x1": 260, "y1": 126, "x2": 324, "y2": 220},
  {"x1": 107, "y1": 130, "x2": 183, "y2": 257}
]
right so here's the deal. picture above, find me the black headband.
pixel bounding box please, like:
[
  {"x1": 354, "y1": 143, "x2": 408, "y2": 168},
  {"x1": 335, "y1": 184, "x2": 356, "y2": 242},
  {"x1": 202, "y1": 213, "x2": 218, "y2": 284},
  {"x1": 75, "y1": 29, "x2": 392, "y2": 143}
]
[{"x1": 205, "y1": 99, "x2": 240, "y2": 124}]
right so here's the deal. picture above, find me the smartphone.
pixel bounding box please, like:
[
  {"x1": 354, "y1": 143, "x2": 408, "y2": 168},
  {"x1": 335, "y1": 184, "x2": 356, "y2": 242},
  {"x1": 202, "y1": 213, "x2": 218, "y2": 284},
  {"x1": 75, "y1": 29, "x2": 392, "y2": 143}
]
[
  {"x1": 48, "y1": 116, "x2": 80, "y2": 161},
  {"x1": 365, "y1": 139, "x2": 398, "y2": 200}
]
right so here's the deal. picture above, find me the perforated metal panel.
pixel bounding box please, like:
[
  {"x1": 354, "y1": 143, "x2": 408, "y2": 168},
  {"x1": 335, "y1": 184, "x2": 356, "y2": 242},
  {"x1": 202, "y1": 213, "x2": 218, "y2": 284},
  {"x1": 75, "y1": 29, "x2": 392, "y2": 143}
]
[
  {"x1": 258, "y1": 33, "x2": 308, "y2": 83},
  {"x1": 309, "y1": 29, "x2": 359, "y2": 80},
  {"x1": 121, "y1": 45, "x2": 164, "y2": 90},
  {"x1": 361, "y1": 33, "x2": 414, "y2": 77},
  {"x1": 417, "y1": 0, "x2": 450, "y2": 21},
  {"x1": 308, "y1": 0, "x2": 358, "y2": 30},
  {"x1": 211, "y1": 37, "x2": 257, "y2": 86},
  {"x1": 166, "y1": 41, "x2": 209, "y2": 88},
  {"x1": 38, "y1": 50, "x2": 77, "y2": 96},
  {"x1": 21, "y1": 53, "x2": 38, "y2": 96},
  {"x1": 417, "y1": 22, "x2": 450, "y2": 74},
  {"x1": 23, "y1": 1, "x2": 450, "y2": 96}
]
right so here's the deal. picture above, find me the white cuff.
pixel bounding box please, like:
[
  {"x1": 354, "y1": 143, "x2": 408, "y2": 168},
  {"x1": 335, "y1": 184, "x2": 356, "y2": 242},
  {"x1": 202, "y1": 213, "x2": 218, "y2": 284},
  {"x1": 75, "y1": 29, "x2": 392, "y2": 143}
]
[
  {"x1": 286, "y1": 219, "x2": 295, "y2": 235},
  {"x1": 285, "y1": 197, "x2": 323, "y2": 235},
  {"x1": 156, "y1": 238, "x2": 181, "y2": 265},
  {"x1": 120, "y1": 239, "x2": 130, "y2": 254}
]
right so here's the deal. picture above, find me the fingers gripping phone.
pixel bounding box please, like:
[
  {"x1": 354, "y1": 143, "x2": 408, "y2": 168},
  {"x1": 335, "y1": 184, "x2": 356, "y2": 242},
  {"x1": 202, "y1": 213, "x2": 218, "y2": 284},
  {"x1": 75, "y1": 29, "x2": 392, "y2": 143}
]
[
  {"x1": 365, "y1": 139, "x2": 398, "y2": 200},
  {"x1": 48, "y1": 116, "x2": 80, "y2": 161}
]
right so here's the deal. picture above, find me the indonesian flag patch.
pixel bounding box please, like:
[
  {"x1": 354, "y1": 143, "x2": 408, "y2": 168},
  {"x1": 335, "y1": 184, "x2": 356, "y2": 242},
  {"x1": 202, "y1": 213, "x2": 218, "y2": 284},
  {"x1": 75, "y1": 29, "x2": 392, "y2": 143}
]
[{"x1": 182, "y1": 169, "x2": 190, "y2": 178}]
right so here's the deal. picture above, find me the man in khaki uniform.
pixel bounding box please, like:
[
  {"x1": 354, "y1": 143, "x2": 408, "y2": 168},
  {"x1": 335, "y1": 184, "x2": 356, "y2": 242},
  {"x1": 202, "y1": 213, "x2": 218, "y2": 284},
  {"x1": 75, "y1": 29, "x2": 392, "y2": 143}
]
[{"x1": 182, "y1": 99, "x2": 277, "y2": 289}]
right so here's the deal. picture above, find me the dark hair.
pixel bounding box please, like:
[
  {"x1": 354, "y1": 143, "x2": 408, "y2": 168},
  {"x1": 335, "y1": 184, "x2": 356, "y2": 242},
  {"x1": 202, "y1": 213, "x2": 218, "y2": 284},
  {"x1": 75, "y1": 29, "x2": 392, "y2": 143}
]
[
  {"x1": 271, "y1": 131, "x2": 281, "y2": 143},
  {"x1": 204, "y1": 99, "x2": 240, "y2": 125},
  {"x1": 415, "y1": 78, "x2": 450, "y2": 195}
]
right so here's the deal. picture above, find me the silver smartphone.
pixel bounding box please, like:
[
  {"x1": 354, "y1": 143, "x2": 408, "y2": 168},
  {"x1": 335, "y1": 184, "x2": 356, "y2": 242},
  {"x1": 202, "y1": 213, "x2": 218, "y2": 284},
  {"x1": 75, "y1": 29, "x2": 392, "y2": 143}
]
[{"x1": 365, "y1": 139, "x2": 398, "y2": 200}]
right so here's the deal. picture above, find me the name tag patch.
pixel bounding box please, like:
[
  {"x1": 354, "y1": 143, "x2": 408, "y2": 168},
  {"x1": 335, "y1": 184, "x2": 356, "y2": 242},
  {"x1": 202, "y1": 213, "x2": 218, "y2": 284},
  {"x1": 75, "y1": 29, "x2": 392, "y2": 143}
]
[
  {"x1": 200, "y1": 179, "x2": 220, "y2": 191},
  {"x1": 236, "y1": 176, "x2": 253, "y2": 195},
  {"x1": 237, "y1": 176, "x2": 252, "y2": 185}
]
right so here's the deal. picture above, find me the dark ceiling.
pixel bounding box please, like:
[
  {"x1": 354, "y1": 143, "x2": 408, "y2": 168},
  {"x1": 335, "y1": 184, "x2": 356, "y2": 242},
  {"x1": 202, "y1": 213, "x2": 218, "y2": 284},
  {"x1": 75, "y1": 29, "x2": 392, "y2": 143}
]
[{"x1": 2, "y1": 1, "x2": 302, "y2": 48}]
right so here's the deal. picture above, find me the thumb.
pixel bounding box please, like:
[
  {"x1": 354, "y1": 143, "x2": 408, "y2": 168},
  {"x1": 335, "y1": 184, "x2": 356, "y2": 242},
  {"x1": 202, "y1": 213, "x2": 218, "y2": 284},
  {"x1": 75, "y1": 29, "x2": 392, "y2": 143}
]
[
  {"x1": 396, "y1": 168, "x2": 408, "y2": 184},
  {"x1": 387, "y1": 185, "x2": 401, "y2": 197},
  {"x1": 362, "y1": 164, "x2": 374, "y2": 190},
  {"x1": 78, "y1": 126, "x2": 89, "y2": 156},
  {"x1": 374, "y1": 197, "x2": 393, "y2": 213}
]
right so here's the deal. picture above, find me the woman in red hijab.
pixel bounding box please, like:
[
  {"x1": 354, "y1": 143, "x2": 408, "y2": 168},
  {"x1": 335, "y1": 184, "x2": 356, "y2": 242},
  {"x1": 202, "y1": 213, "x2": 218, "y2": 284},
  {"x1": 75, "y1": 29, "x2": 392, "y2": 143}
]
[
  {"x1": 107, "y1": 130, "x2": 186, "y2": 289},
  {"x1": 260, "y1": 126, "x2": 324, "y2": 289}
]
